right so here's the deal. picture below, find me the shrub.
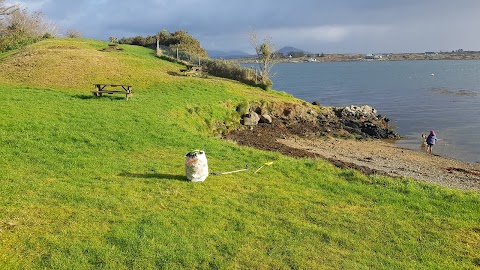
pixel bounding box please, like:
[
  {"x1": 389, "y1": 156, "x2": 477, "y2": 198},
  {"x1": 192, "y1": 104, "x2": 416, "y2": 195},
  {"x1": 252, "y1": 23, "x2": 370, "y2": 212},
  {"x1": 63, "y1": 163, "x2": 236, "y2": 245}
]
[
  {"x1": 236, "y1": 100, "x2": 250, "y2": 115},
  {"x1": 66, "y1": 29, "x2": 82, "y2": 38},
  {"x1": 202, "y1": 59, "x2": 261, "y2": 87},
  {"x1": 42, "y1": 33, "x2": 54, "y2": 39},
  {"x1": 0, "y1": 33, "x2": 40, "y2": 51},
  {"x1": 109, "y1": 36, "x2": 118, "y2": 44},
  {"x1": 0, "y1": 7, "x2": 57, "y2": 52}
]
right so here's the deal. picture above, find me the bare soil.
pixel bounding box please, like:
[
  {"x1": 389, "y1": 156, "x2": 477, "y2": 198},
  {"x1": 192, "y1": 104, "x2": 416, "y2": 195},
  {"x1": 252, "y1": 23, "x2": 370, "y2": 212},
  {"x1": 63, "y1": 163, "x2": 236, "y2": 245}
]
[{"x1": 226, "y1": 122, "x2": 480, "y2": 191}]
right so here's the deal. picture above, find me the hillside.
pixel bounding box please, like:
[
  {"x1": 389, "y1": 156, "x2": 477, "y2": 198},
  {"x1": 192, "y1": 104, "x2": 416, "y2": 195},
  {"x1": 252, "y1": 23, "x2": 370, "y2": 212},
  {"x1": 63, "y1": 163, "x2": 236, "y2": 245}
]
[
  {"x1": 0, "y1": 39, "x2": 479, "y2": 269},
  {"x1": 277, "y1": 46, "x2": 310, "y2": 56}
]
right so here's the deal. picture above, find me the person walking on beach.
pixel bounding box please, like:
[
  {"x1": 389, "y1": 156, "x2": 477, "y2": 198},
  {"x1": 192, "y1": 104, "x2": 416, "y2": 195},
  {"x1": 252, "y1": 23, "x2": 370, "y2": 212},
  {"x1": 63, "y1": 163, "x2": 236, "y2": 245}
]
[{"x1": 425, "y1": 130, "x2": 437, "y2": 154}]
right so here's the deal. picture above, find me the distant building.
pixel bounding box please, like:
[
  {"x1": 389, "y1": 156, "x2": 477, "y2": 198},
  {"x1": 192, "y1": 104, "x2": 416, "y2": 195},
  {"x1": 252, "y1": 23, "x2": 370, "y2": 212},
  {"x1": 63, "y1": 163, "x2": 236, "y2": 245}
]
[
  {"x1": 365, "y1": 54, "x2": 383, "y2": 60},
  {"x1": 425, "y1": 52, "x2": 438, "y2": 56}
]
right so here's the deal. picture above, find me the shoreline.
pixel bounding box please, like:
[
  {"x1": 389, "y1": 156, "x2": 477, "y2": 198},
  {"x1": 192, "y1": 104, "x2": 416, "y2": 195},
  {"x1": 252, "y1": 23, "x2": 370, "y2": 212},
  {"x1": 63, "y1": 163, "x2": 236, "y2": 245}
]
[
  {"x1": 226, "y1": 123, "x2": 480, "y2": 191},
  {"x1": 281, "y1": 136, "x2": 480, "y2": 191},
  {"x1": 236, "y1": 52, "x2": 480, "y2": 63}
]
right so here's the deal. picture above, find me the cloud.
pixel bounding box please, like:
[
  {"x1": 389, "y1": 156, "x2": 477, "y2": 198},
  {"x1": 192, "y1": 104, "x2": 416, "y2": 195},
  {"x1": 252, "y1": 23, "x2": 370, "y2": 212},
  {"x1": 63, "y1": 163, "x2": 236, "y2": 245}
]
[
  {"x1": 270, "y1": 24, "x2": 391, "y2": 43},
  {"x1": 5, "y1": 0, "x2": 50, "y2": 10},
  {"x1": 8, "y1": 0, "x2": 480, "y2": 53}
]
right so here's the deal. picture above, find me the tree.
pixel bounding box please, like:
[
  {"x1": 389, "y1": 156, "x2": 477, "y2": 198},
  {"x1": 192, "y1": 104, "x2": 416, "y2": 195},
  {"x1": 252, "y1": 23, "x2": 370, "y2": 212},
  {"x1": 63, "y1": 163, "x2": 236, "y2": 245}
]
[
  {"x1": 0, "y1": 0, "x2": 17, "y2": 17},
  {"x1": 1, "y1": 0, "x2": 17, "y2": 33},
  {"x1": 0, "y1": 5, "x2": 57, "y2": 52},
  {"x1": 5, "y1": 9, "x2": 56, "y2": 36},
  {"x1": 248, "y1": 31, "x2": 275, "y2": 89}
]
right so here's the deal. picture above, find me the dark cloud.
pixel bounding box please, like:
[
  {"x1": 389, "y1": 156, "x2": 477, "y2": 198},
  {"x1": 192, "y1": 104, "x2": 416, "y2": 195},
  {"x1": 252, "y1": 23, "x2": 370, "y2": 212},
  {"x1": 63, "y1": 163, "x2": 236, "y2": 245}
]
[{"x1": 12, "y1": 0, "x2": 480, "y2": 53}]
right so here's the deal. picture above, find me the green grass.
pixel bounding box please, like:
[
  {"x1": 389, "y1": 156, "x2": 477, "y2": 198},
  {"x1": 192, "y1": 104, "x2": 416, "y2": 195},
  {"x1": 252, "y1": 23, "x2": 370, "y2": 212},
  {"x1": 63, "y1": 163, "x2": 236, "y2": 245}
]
[{"x1": 0, "y1": 39, "x2": 479, "y2": 269}]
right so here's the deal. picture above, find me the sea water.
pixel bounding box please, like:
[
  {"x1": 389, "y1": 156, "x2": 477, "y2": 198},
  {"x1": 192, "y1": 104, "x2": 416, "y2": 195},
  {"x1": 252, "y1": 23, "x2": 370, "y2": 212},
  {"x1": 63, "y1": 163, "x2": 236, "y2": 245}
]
[{"x1": 265, "y1": 60, "x2": 480, "y2": 163}]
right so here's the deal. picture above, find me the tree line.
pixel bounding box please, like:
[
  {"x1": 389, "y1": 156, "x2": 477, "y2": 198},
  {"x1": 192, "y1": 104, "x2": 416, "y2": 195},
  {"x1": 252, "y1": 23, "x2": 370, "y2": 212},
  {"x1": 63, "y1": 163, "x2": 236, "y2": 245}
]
[{"x1": 119, "y1": 30, "x2": 208, "y2": 58}]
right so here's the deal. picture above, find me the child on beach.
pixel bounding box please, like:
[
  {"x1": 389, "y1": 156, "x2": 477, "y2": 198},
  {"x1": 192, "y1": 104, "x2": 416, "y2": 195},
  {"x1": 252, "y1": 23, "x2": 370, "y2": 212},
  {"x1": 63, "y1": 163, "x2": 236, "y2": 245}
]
[{"x1": 425, "y1": 130, "x2": 437, "y2": 154}]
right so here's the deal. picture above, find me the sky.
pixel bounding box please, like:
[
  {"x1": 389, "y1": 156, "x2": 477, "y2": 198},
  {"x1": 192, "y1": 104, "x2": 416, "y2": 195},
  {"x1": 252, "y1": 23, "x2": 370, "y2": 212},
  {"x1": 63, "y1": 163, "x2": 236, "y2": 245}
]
[{"x1": 5, "y1": 0, "x2": 480, "y2": 54}]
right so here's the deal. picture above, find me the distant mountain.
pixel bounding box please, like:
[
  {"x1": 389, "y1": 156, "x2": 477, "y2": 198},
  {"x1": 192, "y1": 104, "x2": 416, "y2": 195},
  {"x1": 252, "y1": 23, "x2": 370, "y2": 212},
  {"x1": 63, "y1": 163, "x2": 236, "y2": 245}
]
[
  {"x1": 277, "y1": 46, "x2": 310, "y2": 56},
  {"x1": 207, "y1": 50, "x2": 253, "y2": 59}
]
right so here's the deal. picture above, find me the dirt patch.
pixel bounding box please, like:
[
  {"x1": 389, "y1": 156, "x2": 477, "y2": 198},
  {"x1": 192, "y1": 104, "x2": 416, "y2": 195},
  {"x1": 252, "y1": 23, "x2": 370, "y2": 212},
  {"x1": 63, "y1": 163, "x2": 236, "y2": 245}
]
[
  {"x1": 100, "y1": 44, "x2": 124, "y2": 52},
  {"x1": 225, "y1": 122, "x2": 316, "y2": 158}
]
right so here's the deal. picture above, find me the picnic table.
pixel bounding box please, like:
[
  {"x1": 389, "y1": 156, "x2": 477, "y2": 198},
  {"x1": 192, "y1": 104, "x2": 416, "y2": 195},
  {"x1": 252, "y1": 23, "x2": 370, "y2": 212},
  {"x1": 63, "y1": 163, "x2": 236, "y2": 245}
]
[
  {"x1": 92, "y1": 84, "x2": 133, "y2": 99},
  {"x1": 181, "y1": 65, "x2": 203, "y2": 77}
]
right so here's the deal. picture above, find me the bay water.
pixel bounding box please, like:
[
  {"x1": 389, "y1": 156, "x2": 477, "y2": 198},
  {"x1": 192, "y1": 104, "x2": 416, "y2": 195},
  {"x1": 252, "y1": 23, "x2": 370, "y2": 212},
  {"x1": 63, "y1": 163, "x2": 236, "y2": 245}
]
[{"x1": 266, "y1": 60, "x2": 480, "y2": 164}]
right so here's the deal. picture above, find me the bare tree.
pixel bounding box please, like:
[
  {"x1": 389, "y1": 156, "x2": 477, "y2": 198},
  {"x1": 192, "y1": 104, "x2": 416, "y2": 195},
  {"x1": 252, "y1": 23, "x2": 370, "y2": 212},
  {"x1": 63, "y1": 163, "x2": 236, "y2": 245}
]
[
  {"x1": 109, "y1": 36, "x2": 118, "y2": 44},
  {"x1": 1, "y1": 0, "x2": 57, "y2": 38},
  {"x1": 248, "y1": 30, "x2": 275, "y2": 89},
  {"x1": 5, "y1": 8, "x2": 57, "y2": 37},
  {"x1": 0, "y1": 0, "x2": 17, "y2": 16},
  {"x1": 66, "y1": 29, "x2": 83, "y2": 38},
  {"x1": 0, "y1": 0, "x2": 18, "y2": 31}
]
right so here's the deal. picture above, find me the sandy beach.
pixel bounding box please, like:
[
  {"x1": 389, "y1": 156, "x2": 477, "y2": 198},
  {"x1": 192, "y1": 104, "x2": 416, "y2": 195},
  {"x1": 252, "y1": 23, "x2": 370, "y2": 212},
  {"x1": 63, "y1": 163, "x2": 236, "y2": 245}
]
[{"x1": 226, "y1": 123, "x2": 480, "y2": 191}]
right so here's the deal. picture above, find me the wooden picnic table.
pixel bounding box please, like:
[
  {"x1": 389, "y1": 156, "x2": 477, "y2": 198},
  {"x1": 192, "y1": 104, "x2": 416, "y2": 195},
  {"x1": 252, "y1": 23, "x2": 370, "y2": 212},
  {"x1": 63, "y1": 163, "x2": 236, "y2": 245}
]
[
  {"x1": 181, "y1": 65, "x2": 203, "y2": 76},
  {"x1": 92, "y1": 84, "x2": 133, "y2": 99}
]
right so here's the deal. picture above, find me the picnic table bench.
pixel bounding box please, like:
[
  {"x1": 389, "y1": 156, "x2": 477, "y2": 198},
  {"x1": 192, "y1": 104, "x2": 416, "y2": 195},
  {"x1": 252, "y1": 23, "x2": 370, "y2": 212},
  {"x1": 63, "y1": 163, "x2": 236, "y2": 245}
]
[
  {"x1": 181, "y1": 65, "x2": 203, "y2": 77},
  {"x1": 92, "y1": 84, "x2": 133, "y2": 99}
]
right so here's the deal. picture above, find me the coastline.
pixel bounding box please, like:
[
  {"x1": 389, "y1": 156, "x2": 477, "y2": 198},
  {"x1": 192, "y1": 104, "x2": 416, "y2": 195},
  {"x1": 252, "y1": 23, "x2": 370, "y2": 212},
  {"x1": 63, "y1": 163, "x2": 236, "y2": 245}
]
[
  {"x1": 226, "y1": 122, "x2": 480, "y2": 191},
  {"x1": 237, "y1": 52, "x2": 480, "y2": 63}
]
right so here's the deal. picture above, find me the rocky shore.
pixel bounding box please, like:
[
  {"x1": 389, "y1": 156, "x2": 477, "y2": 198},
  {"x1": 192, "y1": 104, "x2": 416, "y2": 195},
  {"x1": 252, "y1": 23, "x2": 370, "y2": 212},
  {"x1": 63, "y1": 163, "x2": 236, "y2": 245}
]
[
  {"x1": 226, "y1": 102, "x2": 480, "y2": 191},
  {"x1": 239, "y1": 103, "x2": 399, "y2": 140}
]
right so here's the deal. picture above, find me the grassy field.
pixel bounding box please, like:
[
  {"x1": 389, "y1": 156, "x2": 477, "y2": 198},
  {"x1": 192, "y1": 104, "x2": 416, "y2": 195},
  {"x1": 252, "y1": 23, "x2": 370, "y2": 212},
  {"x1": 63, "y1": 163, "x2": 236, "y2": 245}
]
[{"x1": 0, "y1": 39, "x2": 479, "y2": 269}]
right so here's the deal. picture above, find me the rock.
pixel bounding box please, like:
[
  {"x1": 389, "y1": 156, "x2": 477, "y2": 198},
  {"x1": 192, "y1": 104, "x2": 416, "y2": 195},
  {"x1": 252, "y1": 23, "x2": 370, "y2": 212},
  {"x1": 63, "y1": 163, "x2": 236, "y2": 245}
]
[
  {"x1": 259, "y1": 114, "x2": 273, "y2": 124},
  {"x1": 360, "y1": 122, "x2": 385, "y2": 138},
  {"x1": 334, "y1": 105, "x2": 378, "y2": 119},
  {"x1": 241, "y1": 111, "x2": 260, "y2": 126},
  {"x1": 234, "y1": 102, "x2": 399, "y2": 140},
  {"x1": 328, "y1": 105, "x2": 400, "y2": 139}
]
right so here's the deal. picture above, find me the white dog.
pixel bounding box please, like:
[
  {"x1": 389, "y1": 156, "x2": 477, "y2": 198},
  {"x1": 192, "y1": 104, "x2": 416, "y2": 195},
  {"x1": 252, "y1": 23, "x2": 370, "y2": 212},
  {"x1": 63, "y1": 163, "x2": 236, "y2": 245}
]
[{"x1": 421, "y1": 133, "x2": 427, "y2": 146}]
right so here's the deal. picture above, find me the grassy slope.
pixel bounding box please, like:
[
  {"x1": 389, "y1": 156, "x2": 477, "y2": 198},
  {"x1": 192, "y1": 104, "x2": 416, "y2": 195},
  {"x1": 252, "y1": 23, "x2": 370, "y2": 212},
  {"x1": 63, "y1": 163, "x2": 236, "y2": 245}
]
[{"x1": 0, "y1": 39, "x2": 479, "y2": 269}]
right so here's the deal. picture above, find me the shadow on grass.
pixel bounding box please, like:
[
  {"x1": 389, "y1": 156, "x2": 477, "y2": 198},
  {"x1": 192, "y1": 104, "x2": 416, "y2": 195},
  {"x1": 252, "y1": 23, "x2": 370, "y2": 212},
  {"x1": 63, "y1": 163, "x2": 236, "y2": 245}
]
[
  {"x1": 72, "y1": 94, "x2": 96, "y2": 100},
  {"x1": 119, "y1": 172, "x2": 186, "y2": 181},
  {"x1": 72, "y1": 94, "x2": 126, "y2": 100},
  {"x1": 167, "y1": 71, "x2": 182, "y2": 76}
]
